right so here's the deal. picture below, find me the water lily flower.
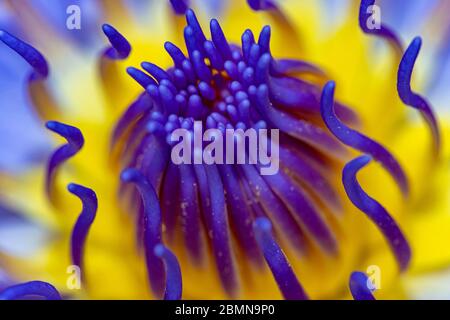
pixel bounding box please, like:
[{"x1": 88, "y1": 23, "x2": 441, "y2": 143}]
[{"x1": 0, "y1": 0, "x2": 449, "y2": 300}]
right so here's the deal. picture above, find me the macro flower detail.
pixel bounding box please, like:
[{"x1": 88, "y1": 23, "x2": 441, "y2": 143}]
[
  {"x1": 349, "y1": 271, "x2": 375, "y2": 301},
  {"x1": 0, "y1": 281, "x2": 61, "y2": 301},
  {"x1": 0, "y1": 0, "x2": 449, "y2": 301}
]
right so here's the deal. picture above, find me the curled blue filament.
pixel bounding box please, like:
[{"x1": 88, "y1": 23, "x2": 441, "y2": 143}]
[
  {"x1": 121, "y1": 168, "x2": 165, "y2": 298},
  {"x1": 253, "y1": 217, "x2": 308, "y2": 300},
  {"x1": 342, "y1": 155, "x2": 411, "y2": 271},
  {"x1": 102, "y1": 24, "x2": 132, "y2": 60},
  {"x1": 349, "y1": 272, "x2": 376, "y2": 300},
  {"x1": 0, "y1": 29, "x2": 49, "y2": 79},
  {"x1": 45, "y1": 121, "x2": 84, "y2": 198},
  {"x1": 358, "y1": 0, "x2": 403, "y2": 54},
  {"x1": 154, "y1": 244, "x2": 182, "y2": 300},
  {"x1": 321, "y1": 81, "x2": 409, "y2": 196},
  {"x1": 0, "y1": 281, "x2": 61, "y2": 300},
  {"x1": 397, "y1": 37, "x2": 441, "y2": 153},
  {"x1": 0, "y1": 29, "x2": 59, "y2": 120},
  {"x1": 68, "y1": 183, "x2": 98, "y2": 275}
]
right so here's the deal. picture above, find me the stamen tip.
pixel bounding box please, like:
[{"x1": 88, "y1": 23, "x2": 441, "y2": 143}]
[{"x1": 120, "y1": 168, "x2": 135, "y2": 183}]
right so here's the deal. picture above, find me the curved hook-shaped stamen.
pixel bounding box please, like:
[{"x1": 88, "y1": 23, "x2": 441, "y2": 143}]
[
  {"x1": 349, "y1": 272, "x2": 376, "y2": 300},
  {"x1": 359, "y1": 0, "x2": 403, "y2": 54},
  {"x1": 102, "y1": 24, "x2": 132, "y2": 60},
  {"x1": 398, "y1": 37, "x2": 441, "y2": 153},
  {"x1": 0, "y1": 30, "x2": 59, "y2": 120},
  {"x1": 45, "y1": 121, "x2": 84, "y2": 199},
  {"x1": 253, "y1": 217, "x2": 308, "y2": 300},
  {"x1": 0, "y1": 281, "x2": 61, "y2": 300},
  {"x1": 154, "y1": 244, "x2": 182, "y2": 300},
  {"x1": 170, "y1": 0, "x2": 189, "y2": 15},
  {"x1": 0, "y1": 30, "x2": 49, "y2": 78},
  {"x1": 247, "y1": 0, "x2": 277, "y2": 11},
  {"x1": 68, "y1": 183, "x2": 98, "y2": 273},
  {"x1": 321, "y1": 81, "x2": 409, "y2": 196},
  {"x1": 121, "y1": 168, "x2": 165, "y2": 298},
  {"x1": 342, "y1": 155, "x2": 411, "y2": 271}
]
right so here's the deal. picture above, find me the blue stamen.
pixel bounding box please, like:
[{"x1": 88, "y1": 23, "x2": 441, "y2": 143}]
[
  {"x1": 258, "y1": 26, "x2": 271, "y2": 54},
  {"x1": 204, "y1": 40, "x2": 224, "y2": 70},
  {"x1": 127, "y1": 67, "x2": 157, "y2": 88},
  {"x1": 320, "y1": 81, "x2": 409, "y2": 196},
  {"x1": 210, "y1": 19, "x2": 232, "y2": 61},
  {"x1": 349, "y1": 272, "x2": 376, "y2": 300},
  {"x1": 164, "y1": 42, "x2": 186, "y2": 68},
  {"x1": 68, "y1": 183, "x2": 97, "y2": 274},
  {"x1": 247, "y1": 0, "x2": 277, "y2": 11},
  {"x1": 141, "y1": 62, "x2": 170, "y2": 82},
  {"x1": 102, "y1": 24, "x2": 132, "y2": 60},
  {"x1": 253, "y1": 217, "x2": 308, "y2": 300},
  {"x1": 342, "y1": 155, "x2": 411, "y2": 271},
  {"x1": 358, "y1": 0, "x2": 403, "y2": 53},
  {"x1": 170, "y1": 0, "x2": 189, "y2": 15},
  {"x1": 0, "y1": 281, "x2": 61, "y2": 300},
  {"x1": 242, "y1": 30, "x2": 255, "y2": 62},
  {"x1": 186, "y1": 9, "x2": 207, "y2": 54},
  {"x1": 397, "y1": 37, "x2": 441, "y2": 153},
  {"x1": 0, "y1": 30, "x2": 49, "y2": 78},
  {"x1": 121, "y1": 168, "x2": 165, "y2": 298},
  {"x1": 154, "y1": 244, "x2": 183, "y2": 300},
  {"x1": 45, "y1": 121, "x2": 84, "y2": 199}
]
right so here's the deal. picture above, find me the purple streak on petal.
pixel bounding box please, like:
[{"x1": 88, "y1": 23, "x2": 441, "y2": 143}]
[
  {"x1": 219, "y1": 165, "x2": 263, "y2": 265},
  {"x1": 67, "y1": 183, "x2": 97, "y2": 272},
  {"x1": 253, "y1": 217, "x2": 308, "y2": 300},
  {"x1": 321, "y1": 81, "x2": 409, "y2": 196},
  {"x1": 0, "y1": 30, "x2": 49, "y2": 78},
  {"x1": 240, "y1": 164, "x2": 306, "y2": 253},
  {"x1": 359, "y1": 0, "x2": 403, "y2": 53},
  {"x1": 342, "y1": 155, "x2": 411, "y2": 271},
  {"x1": 121, "y1": 168, "x2": 165, "y2": 298},
  {"x1": 161, "y1": 163, "x2": 180, "y2": 242},
  {"x1": 262, "y1": 169, "x2": 337, "y2": 254},
  {"x1": 179, "y1": 164, "x2": 203, "y2": 263},
  {"x1": 252, "y1": 84, "x2": 347, "y2": 160},
  {"x1": 349, "y1": 272, "x2": 376, "y2": 300},
  {"x1": 120, "y1": 114, "x2": 152, "y2": 163},
  {"x1": 280, "y1": 147, "x2": 342, "y2": 212},
  {"x1": 154, "y1": 244, "x2": 182, "y2": 300},
  {"x1": 138, "y1": 137, "x2": 170, "y2": 189},
  {"x1": 0, "y1": 281, "x2": 61, "y2": 300},
  {"x1": 397, "y1": 37, "x2": 441, "y2": 152},
  {"x1": 102, "y1": 24, "x2": 131, "y2": 60},
  {"x1": 271, "y1": 59, "x2": 326, "y2": 77},
  {"x1": 111, "y1": 93, "x2": 153, "y2": 148},
  {"x1": 204, "y1": 164, "x2": 238, "y2": 296},
  {"x1": 45, "y1": 121, "x2": 84, "y2": 198},
  {"x1": 268, "y1": 75, "x2": 358, "y2": 124}
]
